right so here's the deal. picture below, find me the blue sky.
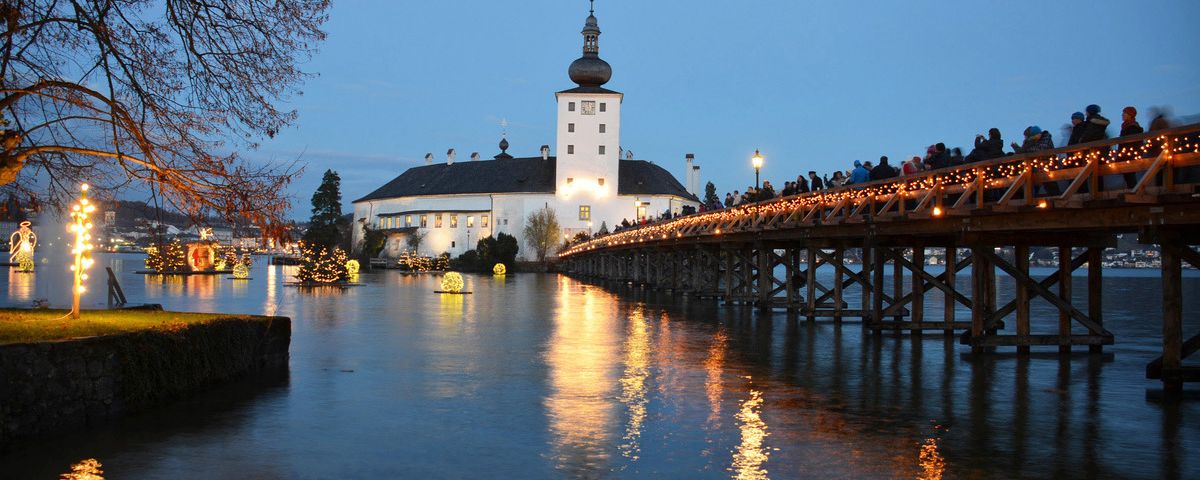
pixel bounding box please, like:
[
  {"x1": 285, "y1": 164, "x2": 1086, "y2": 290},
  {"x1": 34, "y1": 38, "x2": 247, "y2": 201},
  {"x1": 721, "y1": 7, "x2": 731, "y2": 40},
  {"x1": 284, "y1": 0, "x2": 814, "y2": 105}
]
[{"x1": 258, "y1": 0, "x2": 1200, "y2": 216}]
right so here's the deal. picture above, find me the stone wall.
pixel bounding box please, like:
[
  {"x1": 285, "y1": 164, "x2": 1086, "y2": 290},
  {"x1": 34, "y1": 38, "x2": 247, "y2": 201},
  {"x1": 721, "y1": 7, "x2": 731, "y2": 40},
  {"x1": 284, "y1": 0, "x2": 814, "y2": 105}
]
[{"x1": 0, "y1": 316, "x2": 290, "y2": 449}]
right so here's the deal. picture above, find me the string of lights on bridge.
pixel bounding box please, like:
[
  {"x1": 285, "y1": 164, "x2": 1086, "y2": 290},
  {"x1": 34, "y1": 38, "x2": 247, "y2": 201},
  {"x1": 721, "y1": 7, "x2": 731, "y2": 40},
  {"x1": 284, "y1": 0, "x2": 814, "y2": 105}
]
[{"x1": 561, "y1": 133, "x2": 1199, "y2": 257}]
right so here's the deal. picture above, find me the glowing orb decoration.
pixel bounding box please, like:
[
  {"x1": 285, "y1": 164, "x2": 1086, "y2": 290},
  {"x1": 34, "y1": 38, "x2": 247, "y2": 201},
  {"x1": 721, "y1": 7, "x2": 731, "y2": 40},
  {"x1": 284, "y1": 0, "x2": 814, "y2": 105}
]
[
  {"x1": 232, "y1": 262, "x2": 250, "y2": 279},
  {"x1": 215, "y1": 259, "x2": 227, "y2": 271},
  {"x1": 440, "y1": 272, "x2": 464, "y2": 293},
  {"x1": 346, "y1": 259, "x2": 361, "y2": 275},
  {"x1": 493, "y1": 263, "x2": 507, "y2": 275}
]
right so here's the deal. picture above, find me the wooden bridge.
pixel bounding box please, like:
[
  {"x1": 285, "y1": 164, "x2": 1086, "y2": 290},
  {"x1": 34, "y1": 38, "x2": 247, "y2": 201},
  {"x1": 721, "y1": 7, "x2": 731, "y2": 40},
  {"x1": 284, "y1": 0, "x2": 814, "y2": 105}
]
[{"x1": 560, "y1": 124, "x2": 1200, "y2": 392}]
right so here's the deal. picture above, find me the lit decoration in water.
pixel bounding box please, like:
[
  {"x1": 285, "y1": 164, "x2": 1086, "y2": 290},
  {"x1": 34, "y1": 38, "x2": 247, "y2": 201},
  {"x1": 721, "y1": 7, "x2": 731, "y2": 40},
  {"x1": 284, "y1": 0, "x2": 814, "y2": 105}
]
[
  {"x1": 492, "y1": 263, "x2": 507, "y2": 275},
  {"x1": 345, "y1": 259, "x2": 361, "y2": 275},
  {"x1": 9, "y1": 220, "x2": 37, "y2": 271},
  {"x1": 440, "y1": 272, "x2": 464, "y2": 293},
  {"x1": 232, "y1": 262, "x2": 250, "y2": 279},
  {"x1": 557, "y1": 133, "x2": 1199, "y2": 257},
  {"x1": 60, "y1": 458, "x2": 104, "y2": 479},
  {"x1": 398, "y1": 250, "x2": 450, "y2": 272},
  {"x1": 618, "y1": 306, "x2": 650, "y2": 461},
  {"x1": 295, "y1": 242, "x2": 349, "y2": 283},
  {"x1": 731, "y1": 388, "x2": 770, "y2": 480},
  {"x1": 68, "y1": 184, "x2": 96, "y2": 319},
  {"x1": 145, "y1": 239, "x2": 187, "y2": 273},
  {"x1": 215, "y1": 259, "x2": 227, "y2": 271}
]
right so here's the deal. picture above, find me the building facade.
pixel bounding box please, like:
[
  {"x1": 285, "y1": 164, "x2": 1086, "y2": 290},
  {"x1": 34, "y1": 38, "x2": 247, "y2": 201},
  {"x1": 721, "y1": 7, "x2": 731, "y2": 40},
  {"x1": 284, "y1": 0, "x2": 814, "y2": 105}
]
[{"x1": 351, "y1": 7, "x2": 699, "y2": 260}]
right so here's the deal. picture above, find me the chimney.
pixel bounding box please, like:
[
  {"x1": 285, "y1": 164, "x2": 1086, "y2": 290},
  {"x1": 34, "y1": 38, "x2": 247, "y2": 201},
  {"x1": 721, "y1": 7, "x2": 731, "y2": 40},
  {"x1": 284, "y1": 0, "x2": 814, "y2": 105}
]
[
  {"x1": 471, "y1": 152, "x2": 480, "y2": 161},
  {"x1": 540, "y1": 145, "x2": 550, "y2": 160},
  {"x1": 685, "y1": 153, "x2": 697, "y2": 195},
  {"x1": 424, "y1": 153, "x2": 433, "y2": 165},
  {"x1": 446, "y1": 148, "x2": 456, "y2": 165}
]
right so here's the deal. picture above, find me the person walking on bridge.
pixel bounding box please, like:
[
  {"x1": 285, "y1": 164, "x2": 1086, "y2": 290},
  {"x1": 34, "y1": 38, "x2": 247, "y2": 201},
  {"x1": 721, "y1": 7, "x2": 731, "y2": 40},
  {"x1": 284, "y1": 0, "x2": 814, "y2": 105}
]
[{"x1": 869, "y1": 155, "x2": 899, "y2": 180}]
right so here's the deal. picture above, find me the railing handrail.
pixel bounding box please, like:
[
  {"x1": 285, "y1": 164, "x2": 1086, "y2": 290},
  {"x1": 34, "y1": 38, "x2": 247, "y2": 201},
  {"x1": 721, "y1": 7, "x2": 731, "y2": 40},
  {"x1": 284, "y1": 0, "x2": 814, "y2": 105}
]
[{"x1": 562, "y1": 123, "x2": 1200, "y2": 257}]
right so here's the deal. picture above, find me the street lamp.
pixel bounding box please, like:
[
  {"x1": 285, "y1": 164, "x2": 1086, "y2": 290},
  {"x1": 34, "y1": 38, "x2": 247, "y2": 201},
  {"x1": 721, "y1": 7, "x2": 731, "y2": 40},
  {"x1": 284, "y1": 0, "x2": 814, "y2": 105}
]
[{"x1": 751, "y1": 149, "x2": 764, "y2": 189}]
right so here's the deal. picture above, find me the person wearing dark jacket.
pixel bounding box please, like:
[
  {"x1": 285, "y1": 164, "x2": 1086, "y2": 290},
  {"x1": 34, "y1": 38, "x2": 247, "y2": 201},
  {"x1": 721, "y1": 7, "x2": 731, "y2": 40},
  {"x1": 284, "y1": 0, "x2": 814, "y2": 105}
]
[
  {"x1": 808, "y1": 171, "x2": 824, "y2": 191},
  {"x1": 966, "y1": 128, "x2": 1004, "y2": 163},
  {"x1": 1067, "y1": 112, "x2": 1087, "y2": 145},
  {"x1": 926, "y1": 143, "x2": 951, "y2": 169},
  {"x1": 1080, "y1": 104, "x2": 1110, "y2": 143},
  {"x1": 869, "y1": 156, "x2": 899, "y2": 180},
  {"x1": 1119, "y1": 106, "x2": 1144, "y2": 188}
]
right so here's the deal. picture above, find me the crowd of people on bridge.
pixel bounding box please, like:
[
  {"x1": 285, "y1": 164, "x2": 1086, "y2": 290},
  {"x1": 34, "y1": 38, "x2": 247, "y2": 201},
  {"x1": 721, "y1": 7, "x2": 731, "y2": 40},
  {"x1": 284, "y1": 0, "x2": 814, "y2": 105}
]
[{"x1": 703, "y1": 103, "x2": 1180, "y2": 211}]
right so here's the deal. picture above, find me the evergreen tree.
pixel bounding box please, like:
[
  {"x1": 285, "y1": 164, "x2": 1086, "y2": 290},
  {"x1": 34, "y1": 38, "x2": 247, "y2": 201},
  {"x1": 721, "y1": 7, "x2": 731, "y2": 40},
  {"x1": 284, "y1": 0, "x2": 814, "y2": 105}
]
[
  {"x1": 302, "y1": 170, "x2": 345, "y2": 249},
  {"x1": 704, "y1": 181, "x2": 720, "y2": 206}
]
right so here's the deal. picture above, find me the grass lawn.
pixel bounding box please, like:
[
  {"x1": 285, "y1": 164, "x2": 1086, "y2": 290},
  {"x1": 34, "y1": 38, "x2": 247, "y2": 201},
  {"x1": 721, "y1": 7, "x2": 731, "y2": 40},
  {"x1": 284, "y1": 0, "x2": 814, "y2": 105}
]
[{"x1": 0, "y1": 309, "x2": 264, "y2": 345}]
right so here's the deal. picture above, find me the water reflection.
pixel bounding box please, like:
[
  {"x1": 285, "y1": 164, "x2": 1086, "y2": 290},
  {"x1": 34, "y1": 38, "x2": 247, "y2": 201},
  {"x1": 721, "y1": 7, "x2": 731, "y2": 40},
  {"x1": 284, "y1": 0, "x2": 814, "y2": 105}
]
[
  {"x1": 6, "y1": 269, "x2": 34, "y2": 303},
  {"x1": 705, "y1": 329, "x2": 729, "y2": 429},
  {"x1": 918, "y1": 436, "x2": 945, "y2": 480},
  {"x1": 618, "y1": 306, "x2": 650, "y2": 461},
  {"x1": 731, "y1": 386, "x2": 770, "y2": 480},
  {"x1": 60, "y1": 458, "x2": 104, "y2": 479},
  {"x1": 546, "y1": 277, "x2": 619, "y2": 476}
]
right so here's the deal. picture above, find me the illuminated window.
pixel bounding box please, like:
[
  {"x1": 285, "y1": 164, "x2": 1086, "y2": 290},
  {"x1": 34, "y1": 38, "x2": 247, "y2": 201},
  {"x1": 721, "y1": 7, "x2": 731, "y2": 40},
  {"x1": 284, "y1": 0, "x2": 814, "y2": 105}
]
[
  {"x1": 599, "y1": 102, "x2": 606, "y2": 112},
  {"x1": 378, "y1": 217, "x2": 384, "y2": 228},
  {"x1": 434, "y1": 214, "x2": 443, "y2": 228},
  {"x1": 568, "y1": 123, "x2": 575, "y2": 133},
  {"x1": 389, "y1": 217, "x2": 396, "y2": 229},
  {"x1": 581, "y1": 100, "x2": 596, "y2": 115},
  {"x1": 482, "y1": 215, "x2": 489, "y2": 227},
  {"x1": 579, "y1": 205, "x2": 591, "y2": 220},
  {"x1": 467, "y1": 216, "x2": 475, "y2": 228},
  {"x1": 450, "y1": 214, "x2": 458, "y2": 228},
  {"x1": 599, "y1": 124, "x2": 606, "y2": 133},
  {"x1": 405, "y1": 215, "x2": 412, "y2": 227},
  {"x1": 598, "y1": 145, "x2": 605, "y2": 155},
  {"x1": 567, "y1": 177, "x2": 574, "y2": 184},
  {"x1": 420, "y1": 215, "x2": 428, "y2": 228},
  {"x1": 568, "y1": 102, "x2": 576, "y2": 112},
  {"x1": 598, "y1": 178, "x2": 605, "y2": 186},
  {"x1": 567, "y1": 145, "x2": 574, "y2": 154}
]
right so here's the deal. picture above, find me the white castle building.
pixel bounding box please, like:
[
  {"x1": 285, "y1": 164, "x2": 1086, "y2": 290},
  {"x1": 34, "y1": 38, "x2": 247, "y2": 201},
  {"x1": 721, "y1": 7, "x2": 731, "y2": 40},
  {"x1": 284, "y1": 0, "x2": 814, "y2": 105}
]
[{"x1": 351, "y1": 7, "x2": 701, "y2": 260}]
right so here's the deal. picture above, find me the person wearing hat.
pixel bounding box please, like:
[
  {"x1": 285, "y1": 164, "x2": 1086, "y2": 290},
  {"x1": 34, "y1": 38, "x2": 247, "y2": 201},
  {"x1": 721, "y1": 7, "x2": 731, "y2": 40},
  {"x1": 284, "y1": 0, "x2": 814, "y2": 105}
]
[
  {"x1": 1080, "y1": 104, "x2": 1110, "y2": 144},
  {"x1": 849, "y1": 160, "x2": 870, "y2": 185},
  {"x1": 1118, "y1": 106, "x2": 1145, "y2": 188},
  {"x1": 1012, "y1": 126, "x2": 1055, "y2": 154},
  {"x1": 1067, "y1": 112, "x2": 1088, "y2": 145}
]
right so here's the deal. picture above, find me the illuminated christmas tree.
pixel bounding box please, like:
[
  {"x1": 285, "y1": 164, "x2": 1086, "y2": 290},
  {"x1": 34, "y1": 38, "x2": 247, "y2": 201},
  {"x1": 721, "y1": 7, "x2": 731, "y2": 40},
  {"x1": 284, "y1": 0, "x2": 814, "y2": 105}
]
[
  {"x1": 145, "y1": 238, "x2": 187, "y2": 273},
  {"x1": 295, "y1": 242, "x2": 349, "y2": 283}
]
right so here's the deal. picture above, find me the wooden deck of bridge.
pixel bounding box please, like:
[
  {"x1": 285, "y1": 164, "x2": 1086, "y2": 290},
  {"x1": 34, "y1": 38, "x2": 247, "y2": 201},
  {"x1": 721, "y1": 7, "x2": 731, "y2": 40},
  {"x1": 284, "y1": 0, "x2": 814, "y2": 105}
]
[{"x1": 561, "y1": 125, "x2": 1200, "y2": 392}]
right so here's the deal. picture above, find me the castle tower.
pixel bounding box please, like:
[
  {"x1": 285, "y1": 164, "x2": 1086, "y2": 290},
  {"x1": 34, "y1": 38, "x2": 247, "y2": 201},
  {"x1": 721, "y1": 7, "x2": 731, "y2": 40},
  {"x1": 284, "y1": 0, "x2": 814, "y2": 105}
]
[{"x1": 555, "y1": 3, "x2": 622, "y2": 211}]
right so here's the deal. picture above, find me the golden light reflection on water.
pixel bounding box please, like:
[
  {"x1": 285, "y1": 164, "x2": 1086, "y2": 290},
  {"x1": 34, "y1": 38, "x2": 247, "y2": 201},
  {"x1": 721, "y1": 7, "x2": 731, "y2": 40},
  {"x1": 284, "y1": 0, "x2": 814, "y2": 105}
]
[
  {"x1": 731, "y1": 387, "x2": 770, "y2": 480},
  {"x1": 439, "y1": 292, "x2": 464, "y2": 318},
  {"x1": 546, "y1": 276, "x2": 619, "y2": 475},
  {"x1": 917, "y1": 435, "x2": 945, "y2": 480},
  {"x1": 263, "y1": 266, "x2": 277, "y2": 315},
  {"x1": 618, "y1": 306, "x2": 650, "y2": 461},
  {"x1": 705, "y1": 329, "x2": 728, "y2": 429},
  {"x1": 60, "y1": 458, "x2": 104, "y2": 479},
  {"x1": 7, "y1": 269, "x2": 35, "y2": 303}
]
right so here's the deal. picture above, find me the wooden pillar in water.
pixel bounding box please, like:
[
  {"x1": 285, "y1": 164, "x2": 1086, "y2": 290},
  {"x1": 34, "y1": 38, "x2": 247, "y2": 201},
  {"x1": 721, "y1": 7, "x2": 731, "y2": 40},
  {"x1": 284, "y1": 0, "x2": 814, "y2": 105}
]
[
  {"x1": 861, "y1": 244, "x2": 873, "y2": 325},
  {"x1": 1088, "y1": 247, "x2": 1104, "y2": 354},
  {"x1": 834, "y1": 247, "x2": 845, "y2": 324},
  {"x1": 971, "y1": 246, "x2": 992, "y2": 354},
  {"x1": 724, "y1": 248, "x2": 734, "y2": 302},
  {"x1": 806, "y1": 247, "x2": 817, "y2": 321},
  {"x1": 784, "y1": 248, "x2": 796, "y2": 311},
  {"x1": 1161, "y1": 240, "x2": 1183, "y2": 393},
  {"x1": 912, "y1": 245, "x2": 925, "y2": 333},
  {"x1": 757, "y1": 243, "x2": 772, "y2": 311},
  {"x1": 1058, "y1": 246, "x2": 1072, "y2": 354},
  {"x1": 944, "y1": 246, "x2": 957, "y2": 335},
  {"x1": 1015, "y1": 244, "x2": 1031, "y2": 355},
  {"x1": 871, "y1": 247, "x2": 885, "y2": 331},
  {"x1": 892, "y1": 248, "x2": 904, "y2": 323}
]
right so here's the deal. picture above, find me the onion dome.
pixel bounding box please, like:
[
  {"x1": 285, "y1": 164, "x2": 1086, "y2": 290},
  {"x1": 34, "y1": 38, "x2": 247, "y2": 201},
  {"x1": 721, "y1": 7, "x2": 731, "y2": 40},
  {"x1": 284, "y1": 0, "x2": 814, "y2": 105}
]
[{"x1": 567, "y1": 10, "x2": 612, "y2": 87}]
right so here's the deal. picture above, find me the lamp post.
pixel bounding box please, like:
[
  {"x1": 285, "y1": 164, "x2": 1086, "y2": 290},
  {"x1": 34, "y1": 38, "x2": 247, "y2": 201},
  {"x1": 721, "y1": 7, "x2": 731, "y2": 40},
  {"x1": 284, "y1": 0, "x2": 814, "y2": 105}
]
[{"x1": 752, "y1": 149, "x2": 764, "y2": 189}]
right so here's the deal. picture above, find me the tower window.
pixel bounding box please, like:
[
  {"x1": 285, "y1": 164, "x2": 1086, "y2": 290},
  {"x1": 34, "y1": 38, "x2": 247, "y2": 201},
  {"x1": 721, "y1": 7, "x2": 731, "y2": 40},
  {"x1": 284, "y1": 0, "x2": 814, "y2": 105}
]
[
  {"x1": 579, "y1": 205, "x2": 591, "y2": 221},
  {"x1": 600, "y1": 102, "x2": 607, "y2": 112},
  {"x1": 467, "y1": 216, "x2": 475, "y2": 228},
  {"x1": 598, "y1": 178, "x2": 605, "y2": 186},
  {"x1": 598, "y1": 145, "x2": 606, "y2": 155},
  {"x1": 450, "y1": 214, "x2": 458, "y2": 228},
  {"x1": 435, "y1": 214, "x2": 443, "y2": 228},
  {"x1": 568, "y1": 123, "x2": 575, "y2": 133},
  {"x1": 405, "y1": 215, "x2": 412, "y2": 227},
  {"x1": 568, "y1": 102, "x2": 576, "y2": 112},
  {"x1": 599, "y1": 124, "x2": 606, "y2": 133},
  {"x1": 567, "y1": 145, "x2": 574, "y2": 154},
  {"x1": 581, "y1": 101, "x2": 596, "y2": 115},
  {"x1": 567, "y1": 177, "x2": 574, "y2": 184},
  {"x1": 482, "y1": 215, "x2": 489, "y2": 228}
]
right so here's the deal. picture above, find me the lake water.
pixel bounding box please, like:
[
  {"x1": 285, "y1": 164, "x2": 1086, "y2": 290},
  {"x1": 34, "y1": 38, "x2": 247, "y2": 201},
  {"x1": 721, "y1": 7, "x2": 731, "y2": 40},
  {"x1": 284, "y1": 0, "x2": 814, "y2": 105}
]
[{"x1": 1, "y1": 252, "x2": 1198, "y2": 479}]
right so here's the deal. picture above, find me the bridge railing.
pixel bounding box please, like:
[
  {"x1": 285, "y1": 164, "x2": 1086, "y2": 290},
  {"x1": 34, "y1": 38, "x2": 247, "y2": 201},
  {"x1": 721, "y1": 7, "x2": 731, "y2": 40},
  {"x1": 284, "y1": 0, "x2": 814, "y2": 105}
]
[{"x1": 562, "y1": 123, "x2": 1200, "y2": 257}]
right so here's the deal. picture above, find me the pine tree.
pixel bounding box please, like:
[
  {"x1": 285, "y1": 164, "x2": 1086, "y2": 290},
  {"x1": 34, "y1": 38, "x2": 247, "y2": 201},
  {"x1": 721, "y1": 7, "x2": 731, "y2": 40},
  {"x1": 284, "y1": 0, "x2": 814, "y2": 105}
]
[
  {"x1": 302, "y1": 170, "x2": 345, "y2": 249},
  {"x1": 704, "y1": 181, "x2": 719, "y2": 206}
]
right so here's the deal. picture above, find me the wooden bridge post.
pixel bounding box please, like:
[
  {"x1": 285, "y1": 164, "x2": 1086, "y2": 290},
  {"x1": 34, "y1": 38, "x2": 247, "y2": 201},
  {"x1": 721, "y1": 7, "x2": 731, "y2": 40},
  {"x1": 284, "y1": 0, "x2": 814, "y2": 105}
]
[
  {"x1": 723, "y1": 247, "x2": 734, "y2": 303},
  {"x1": 892, "y1": 247, "x2": 904, "y2": 324},
  {"x1": 911, "y1": 244, "x2": 925, "y2": 334},
  {"x1": 1161, "y1": 239, "x2": 1183, "y2": 393},
  {"x1": 971, "y1": 246, "x2": 995, "y2": 354},
  {"x1": 806, "y1": 247, "x2": 818, "y2": 321},
  {"x1": 1058, "y1": 246, "x2": 1072, "y2": 354},
  {"x1": 944, "y1": 246, "x2": 957, "y2": 335},
  {"x1": 834, "y1": 247, "x2": 845, "y2": 324},
  {"x1": 861, "y1": 243, "x2": 873, "y2": 325},
  {"x1": 1015, "y1": 244, "x2": 1031, "y2": 355},
  {"x1": 870, "y1": 246, "x2": 885, "y2": 331},
  {"x1": 757, "y1": 242, "x2": 772, "y2": 311},
  {"x1": 1088, "y1": 247, "x2": 1103, "y2": 354}
]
